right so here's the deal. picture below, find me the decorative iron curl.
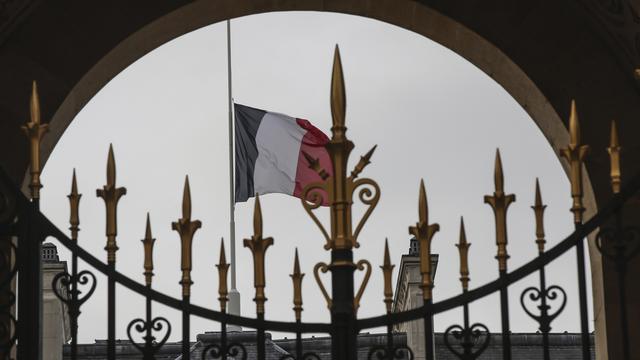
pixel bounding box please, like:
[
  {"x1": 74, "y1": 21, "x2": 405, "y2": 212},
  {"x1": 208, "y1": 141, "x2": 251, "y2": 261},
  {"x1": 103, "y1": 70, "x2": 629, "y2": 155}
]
[
  {"x1": 201, "y1": 342, "x2": 247, "y2": 360},
  {"x1": 313, "y1": 262, "x2": 331, "y2": 309},
  {"x1": 367, "y1": 345, "x2": 414, "y2": 360},
  {"x1": 126, "y1": 316, "x2": 171, "y2": 355},
  {"x1": 0, "y1": 242, "x2": 17, "y2": 291},
  {"x1": 443, "y1": 323, "x2": 490, "y2": 360},
  {"x1": 596, "y1": 226, "x2": 640, "y2": 263},
  {"x1": 0, "y1": 309, "x2": 17, "y2": 354},
  {"x1": 520, "y1": 285, "x2": 567, "y2": 332},
  {"x1": 354, "y1": 259, "x2": 372, "y2": 312},
  {"x1": 351, "y1": 178, "x2": 380, "y2": 247},
  {"x1": 52, "y1": 269, "x2": 97, "y2": 308},
  {"x1": 300, "y1": 182, "x2": 331, "y2": 249}
]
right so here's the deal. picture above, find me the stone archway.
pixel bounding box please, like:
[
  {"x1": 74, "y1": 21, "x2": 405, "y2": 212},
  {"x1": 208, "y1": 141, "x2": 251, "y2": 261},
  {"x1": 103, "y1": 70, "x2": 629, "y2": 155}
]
[{"x1": 2, "y1": 1, "x2": 639, "y2": 359}]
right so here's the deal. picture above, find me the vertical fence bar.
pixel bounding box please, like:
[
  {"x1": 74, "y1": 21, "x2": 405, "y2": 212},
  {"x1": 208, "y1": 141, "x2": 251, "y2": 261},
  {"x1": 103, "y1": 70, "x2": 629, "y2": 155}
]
[
  {"x1": 107, "y1": 267, "x2": 116, "y2": 360},
  {"x1": 575, "y1": 225, "x2": 591, "y2": 359},
  {"x1": 423, "y1": 301, "x2": 435, "y2": 360},
  {"x1": 498, "y1": 272, "x2": 511, "y2": 360},
  {"x1": 182, "y1": 296, "x2": 190, "y2": 358},
  {"x1": 16, "y1": 200, "x2": 42, "y2": 360}
]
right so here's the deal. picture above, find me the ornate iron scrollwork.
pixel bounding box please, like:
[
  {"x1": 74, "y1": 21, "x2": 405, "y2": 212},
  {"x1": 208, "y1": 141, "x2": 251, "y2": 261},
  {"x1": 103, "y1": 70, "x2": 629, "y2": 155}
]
[
  {"x1": 520, "y1": 285, "x2": 567, "y2": 333},
  {"x1": 443, "y1": 323, "x2": 491, "y2": 360},
  {"x1": 201, "y1": 342, "x2": 247, "y2": 360},
  {"x1": 126, "y1": 316, "x2": 171, "y2": 358},
  {"x1": 368, "y1": 345, "x2": 414, "y2": 360},
  {"x1": 280, "y1": 352, "x2": 322, "y2": 360}
]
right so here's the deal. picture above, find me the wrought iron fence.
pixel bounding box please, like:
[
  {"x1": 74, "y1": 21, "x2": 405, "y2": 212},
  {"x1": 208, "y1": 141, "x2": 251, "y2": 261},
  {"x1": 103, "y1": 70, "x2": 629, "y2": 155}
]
[{"x1": 0, "y1": 46, "x2": 637, "y2": 360}]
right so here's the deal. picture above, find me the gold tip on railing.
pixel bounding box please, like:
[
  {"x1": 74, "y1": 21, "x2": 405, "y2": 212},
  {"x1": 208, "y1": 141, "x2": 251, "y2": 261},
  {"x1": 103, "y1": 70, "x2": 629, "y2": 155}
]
[
  {"x1": 559, "y1": 100, "x2": 589, "y2": 223},
  {"x1": 171, "y1": 176, "x2": 201, "y2": 297},
  {"x1": 456, "y1": 218, "x2": 471, "y2": 291},
  {"x1": 350, "y1": 145, "x2": 377, "y2": 180},
  {"x1": 484, "y1": 148, "x2": 515, "y2": 272},
  {"x1": 331, "y1": 45, "x2": 346, "y2": 134},
  {"x1": 68, "y1": 169, "x2": 81, "y2": 241},
  {"x1": 216, "y1": 238, "x2": 230, "y2": 312},
  {"x1": 532, "y1": 179, "x2": 547, "y2": 254},
  {"x1": 142, "y1": 213, "x2": 155, "y2": 286},
  {"x1": 22, "y1": 80, "x2": 49, "y2": 200},
  {"x1": 380, "y1": 238, "x2": 395, "y2": 313},
  {"x1": 96, "y1": 145, "x2": 127, "y2": 265},
  {"x1": 409, "y1": 180, "x2": 439, "y2": 301},
  {"x1": 244, "y1": 194, "x2": 274, "y2": 315},
  {"x1": 608, "y1": 120, "x2": 621, "y2": 194},
  {"x1": 302, "y1": 151, "x2": 330, "y2": 180},
  {"x1": 290, "y1": 248, "x2": 304, "y2": 321}
]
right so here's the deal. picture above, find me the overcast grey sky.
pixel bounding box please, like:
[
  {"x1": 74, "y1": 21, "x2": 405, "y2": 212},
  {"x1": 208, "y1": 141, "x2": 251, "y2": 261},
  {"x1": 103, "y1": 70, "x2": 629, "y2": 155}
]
[{"x1": 40, "y1": 12, "x2": 587, "y2": 343}]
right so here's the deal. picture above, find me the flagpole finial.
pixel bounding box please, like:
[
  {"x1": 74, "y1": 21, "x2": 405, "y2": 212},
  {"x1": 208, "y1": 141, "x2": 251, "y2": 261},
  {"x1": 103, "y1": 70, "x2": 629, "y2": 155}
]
[{"x1": 331, "y1": 44, "x2": 346, "y2": 137}]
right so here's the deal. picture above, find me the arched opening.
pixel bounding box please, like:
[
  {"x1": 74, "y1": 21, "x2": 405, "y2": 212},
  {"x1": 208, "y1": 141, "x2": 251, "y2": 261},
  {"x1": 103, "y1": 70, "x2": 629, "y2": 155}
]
[{"x1": 34, "y1": 7, "x2": 606, "y2": 357}]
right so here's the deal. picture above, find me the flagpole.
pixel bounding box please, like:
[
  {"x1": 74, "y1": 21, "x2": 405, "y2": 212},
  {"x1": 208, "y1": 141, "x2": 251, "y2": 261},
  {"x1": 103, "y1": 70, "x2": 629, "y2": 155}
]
[{"x1": 226, "y1": 18, "x2": 241, "y2": 322}]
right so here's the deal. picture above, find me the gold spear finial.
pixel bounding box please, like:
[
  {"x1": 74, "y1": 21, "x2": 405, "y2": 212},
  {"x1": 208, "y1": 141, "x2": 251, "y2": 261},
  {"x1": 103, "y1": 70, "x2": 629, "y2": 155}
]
[
  {"x1": 68, "y1": 169, "x2": 81, "y2": 241},
  {"x1": 171, "y1": 176, "x2": 202, "y2": 297},
  {"x1": 560, "y1": 100, "x2": 590, "y2": 223},
  {"x1": 380, "y1": 238, "x2": 395, "y2": 312},
  {"x1": 216, "y1": 238, "x2": 230, "y2": 312},
  {"x1": 142, "y1": 213, "x2": 156, "y2": 286},
  {"x1": 608, "y1": 120, "x2": 621, "y2": 194},
  {"x1": 350, "y1": 145, "x2": 377, "y2": 181},
  {"x1": 290, "y1": 248, "x2": 304, "y2": 321},
  {"x1": 302, "y1": 151, "x2": 330, "y2": 180},
  {"x1": 331, "y1": 45, "x2": 346, "y2": 135},
  {"x1": 494, "y1": 149, "x2": 505, "y2": 194},
  {"x1": 96, "y1": 144, "x2": 127, "y2": 264},
  {"x1": 244, "y1": 194, "x2": 274, "y2": 314},
  {"x1": 456, "y1": 218, "x2": 471, "y2": 291},
  {"x1": 22, "y1": 81, "x2": 49, "y2": 200},
  {"x1": 409, "y1": 180, "x2": 440, "y2": 300},
  {"x1": 532, "y1": 179, "x2": 547, "y2": 254},
  {"x1": 484, "y1": 149, "x2": 515, "y2": 272}
]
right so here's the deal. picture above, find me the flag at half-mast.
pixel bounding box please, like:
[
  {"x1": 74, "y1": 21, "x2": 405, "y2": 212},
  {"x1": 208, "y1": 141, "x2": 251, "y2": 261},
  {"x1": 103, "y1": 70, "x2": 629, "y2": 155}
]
[{"x1": 234, "y1": 103, "x2": 332, "y2": 204}]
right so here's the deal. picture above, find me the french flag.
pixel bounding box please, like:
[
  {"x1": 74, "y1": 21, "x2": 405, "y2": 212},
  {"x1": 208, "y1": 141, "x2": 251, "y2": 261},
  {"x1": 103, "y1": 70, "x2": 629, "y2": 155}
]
[{"x1": 234, "y1": 103, "x2": 332, "y2": 203}]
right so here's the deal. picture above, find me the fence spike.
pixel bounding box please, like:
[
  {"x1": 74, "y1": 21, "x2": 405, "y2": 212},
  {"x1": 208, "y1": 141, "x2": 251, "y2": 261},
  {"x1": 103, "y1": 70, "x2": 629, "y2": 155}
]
[
  {"x1": 532, "y1": 179, "x2": 547, "y2": 254},
  {"x1": 244, "y1": 194, "x2": 273, "y2": 314},
  {"x1": 68, "y1": 169, "x2": 81, "y2": 241},
  {"x1": 456, "y1": 218, "x2": 471, "y2": 291},
  {"x1": 216, "y1": 238, "x2": 230, "y2": 312},
  {"x1": 380, "y1": 238, "x2": 395, "y2": 312},
  {"x1": 331, "y1": 45, "x2": 346, "y2": 133},
  {"x1": 559, "y1": 100, "x2": 589, "y2": 223},
  {"x1": 142, "y1": 213, "x2": 155, "y2": 287},
  {"x1": 21, "y1": 80, "x2": 49, "y2": 200},
  {"x1": 409, "y1": 180, "x2": 439, "y2": 300},
  {"x1": 484, "y1": 148, "x2": 515, "y2": 272},
  {"x1": 96, "y1": 145, "x2": 127, "y2": 265},
  {"x1": 291, "y1": 248, "x2": 304, "y2": 321},
  {"x1": 171, "y1": 176, "x2": 201, "y2": 297}
]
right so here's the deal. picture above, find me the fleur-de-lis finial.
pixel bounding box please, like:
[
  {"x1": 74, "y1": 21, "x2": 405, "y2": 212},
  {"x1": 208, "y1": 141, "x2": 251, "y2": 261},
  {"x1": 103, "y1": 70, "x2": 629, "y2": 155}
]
[
  {"x1": 68, "y1": 169, "x2": 81, "y2": 241},
  {"x1": 456, "y1": 218, "x2": 471, "y2": 291},
  {"x1": 608, "y1": 120, "x2": 621, "y2": 194},
  {"x1": 532, "y1": 179, "x2": 547, "y2": 254},
  {"x1": 409, "y1": 180, "x2": 439, "y2": 300},
  {"x1": 244, "y1": 194, "x2": 274, "y2": 314},
  {"x1": 217, "y1": 238, "x2": 230, "y2": 312},
  {"x1": 290, "y1": 248, "x2": 304, "y2": 321},
  {"x1": 380, "y1": 238, "x2": 395, "y2": 312},
  {"x1": 171, "y1": 176, "x2": 202, "y2": 297},
  {"x1": 331, "y1": 45, "x2": 346, "y2": 137},
  {"x1": 22, "y1": 81, "x2": 49, "y2": 200},
  {"x1": 141, "y1": 213, "x2": 156, "y2": 287},
  {"x1": 560, "y1": 100, "x2": 589, "y2": 223},
  {"x1": 484, "y1": 149, "x2": 515, "y2": 272},
  {"x1": 96, "y1": 144, "x2": 127, "y2": 265}
]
